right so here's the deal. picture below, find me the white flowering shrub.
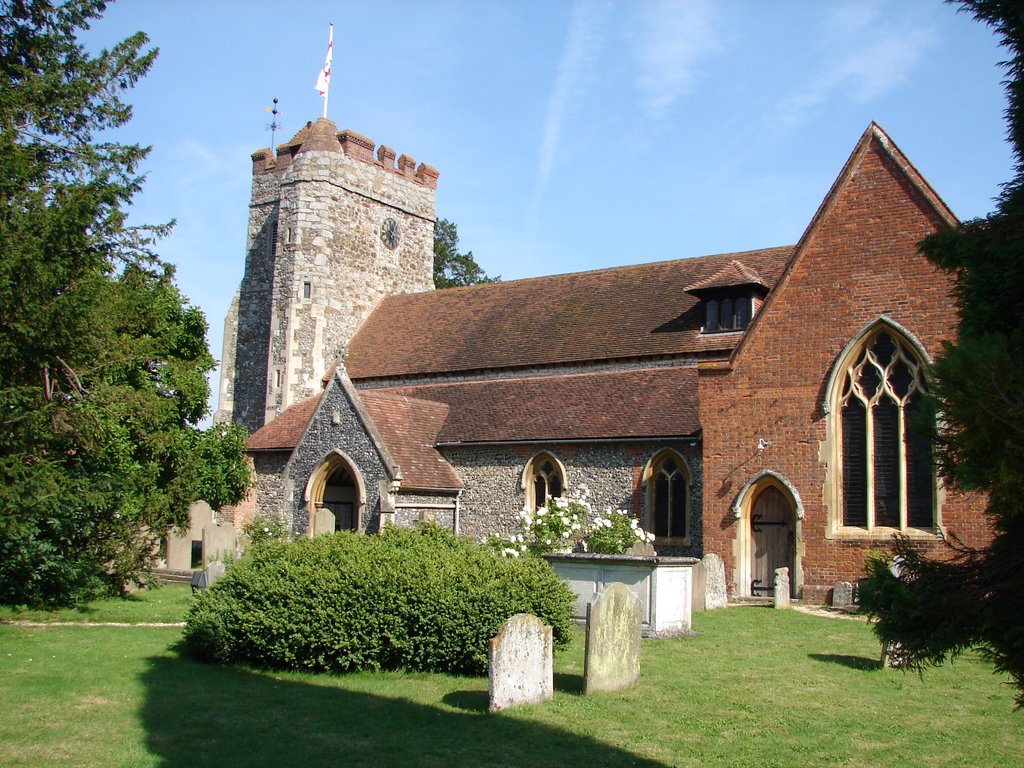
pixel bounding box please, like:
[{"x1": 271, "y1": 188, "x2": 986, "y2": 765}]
[
  {"x1": 586, "y1": 508, "x2": 655, "y2": 554},
  {"x1": 488, "y1": 493, "x2": 655, "y2": 558},
  {"x1": 242, "y1": 514, "x2": 290, "y2": 548},
  {"x1": 520, "y1": 496, "x2": 589, "y2": 554}
]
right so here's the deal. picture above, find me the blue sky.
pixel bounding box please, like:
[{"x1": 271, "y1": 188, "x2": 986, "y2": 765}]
[{"x1": 82, "y1": 0, "x2": 1011, "y2": 416}]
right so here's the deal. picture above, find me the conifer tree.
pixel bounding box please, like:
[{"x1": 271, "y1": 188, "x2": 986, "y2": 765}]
[
  {"x1": 860, "y1": 0, "x2": 1024, "y2": 705},
  {"x1": 433, "y1": 218, "x2": 499, "y2": 288},
  {"x1": 0, "y1": 0, "x2": 249, "y2": 605}
]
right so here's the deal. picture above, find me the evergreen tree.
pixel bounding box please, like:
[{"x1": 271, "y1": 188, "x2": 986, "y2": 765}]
[
  {"x1": 860, "y1": 0, "x2": 1024, "y2": 705},
  {"x1": 0, "y1": 0, "x2": 249, "y2": 606},
  {"x1": 433, "y1": 217, "x2": 499, "y2": 288}
]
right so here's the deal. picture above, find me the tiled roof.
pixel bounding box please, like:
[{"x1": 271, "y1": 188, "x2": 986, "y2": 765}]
[
  {"x1": 371, "y1": 365, "x2": 700, "y2": 443},
  {"x1": 684, "y1": 260, "x2": 768, "y2": 293},
  {"x1": 248, "y1": 395, "x2": 321, "y2": 451},
  {"x1": 360, "y1": 392, "x2": 462, "y2": 490},
  {"x1": 346, "y1": 246, "x2": 793, "y2": 380},
  {"x1": 245, "y1": 388, "x2": 462, "y2": 490}
]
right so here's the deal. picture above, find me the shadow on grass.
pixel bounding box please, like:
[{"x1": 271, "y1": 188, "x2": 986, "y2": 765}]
[
  {"x1": 443, "y1": 672, "x2": 585, "y2": 713},
  {"x1": 808, "y1": 652, "x2": 882, "y2": 671},
  {"x1": 140, "y1": 649, "x2": 667, "y2": 768}
]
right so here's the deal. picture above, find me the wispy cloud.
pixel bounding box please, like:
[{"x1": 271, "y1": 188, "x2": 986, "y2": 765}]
[
  {"x1": 630, "y1": 0, "x2": 720, "y2": 121},
  {"x1": 770, "y1": 1, "x2": 938, "y2": 129},
  {"x1": 528, "y1": 0, "x2": 611, "y2": 228}
]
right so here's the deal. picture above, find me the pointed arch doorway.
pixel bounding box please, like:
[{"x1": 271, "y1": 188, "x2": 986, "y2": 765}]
[
  {"x1": 305, "y1": 450, "x2": 366, "y2": 535},
  {"x1": 735, "y1": 474, "x2": 801, "y2": 599},
  {"x1": 749, "y1": 486, "x2": 794, "y2": 597}
]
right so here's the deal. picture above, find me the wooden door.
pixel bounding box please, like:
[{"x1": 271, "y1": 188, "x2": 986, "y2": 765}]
[{"x1": 750, "y1": 486, "x2": 794, "y2": 597}]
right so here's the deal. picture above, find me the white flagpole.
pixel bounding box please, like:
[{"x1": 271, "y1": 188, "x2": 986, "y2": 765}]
[{"x1": 316, "y1": 23, "x2": 333, "y2": 119}]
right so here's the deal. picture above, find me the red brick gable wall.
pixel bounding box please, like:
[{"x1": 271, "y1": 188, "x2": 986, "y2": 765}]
[{"x1": 699, "y1": 131, "x2": 992, "y2": 602}]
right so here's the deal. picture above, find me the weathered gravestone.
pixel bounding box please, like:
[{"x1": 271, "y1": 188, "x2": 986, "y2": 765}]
[
  {"x1": 165, "y1": 535, "x2": 193, "y2": 572},
  {"x1": 584, "y1": 582, "x2": 641, "y2": 694},
  {"x1": 313, "y1": 507, "x2": 336, "y2": 537},
  {"x1": 702, "y1": 553, "x2": 728, "y2": 610},
  {"x1": 624, "y1": 540, "x2": 656, "y2": 557},
  {"x1": 773, "y1": 567, "x2": 791, "y2": 609},
  {"x1": 166, "y1": 501, "x2": 216, "y2": 570},
  {"x1": 488, "y1": 614, "x2": 553, "y2": 712},
  {"x1": 831, "y1": 581, "x2": 854, "y2": 608},
  {"x1": 202, "y1": 522, "x2": 236, "y2": 567},
  {"x1": 204, "y1": 560, "x2": 226, "y2": 587}
]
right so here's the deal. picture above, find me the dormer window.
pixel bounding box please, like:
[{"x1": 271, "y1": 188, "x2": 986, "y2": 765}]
[
  {"x1": 685, "y1": 259, "x2": 768, "y2": 335},
  {"x1": 705, "y1": 294, "x2": 754, "y2": 332}
]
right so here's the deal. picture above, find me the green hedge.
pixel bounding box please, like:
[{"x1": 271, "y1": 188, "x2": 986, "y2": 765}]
[{"x1": 183, "y1": 524, "x2": 575, "y2": 675}]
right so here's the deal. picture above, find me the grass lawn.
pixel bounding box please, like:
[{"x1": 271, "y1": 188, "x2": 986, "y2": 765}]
[
  {"x1": 0, "y1": 591, "x2": 1020, "y2": 767},
  {"x1": 0, "y1": 583, "x2": 192, "y2": 625}
]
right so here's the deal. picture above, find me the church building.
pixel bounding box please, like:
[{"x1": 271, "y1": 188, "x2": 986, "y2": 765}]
[{"x1": 217, "y1": 117, "x2": 991, "y2": 603}]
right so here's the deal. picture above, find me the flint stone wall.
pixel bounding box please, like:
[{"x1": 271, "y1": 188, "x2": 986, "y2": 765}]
[
  {"x1": 443, "y1": 442, "x2": 702, "y2": 555},
  {"x1": 393, "y1": 491, "x2": 458, "y2": 530},
  {"x1": 282, "y1": 374, "x2": 392, "y2": 536}
]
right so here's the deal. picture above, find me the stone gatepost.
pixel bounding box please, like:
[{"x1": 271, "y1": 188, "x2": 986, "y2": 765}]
[
  {"x1": 488, "y1": 614, "x2": 553, "y2": 712},
  {"x1": 584, "y1": 582, "x2": 641, "y2": 694},
  {"x1": 773, "y1": 567, "x2": 791, "y2": 609}
]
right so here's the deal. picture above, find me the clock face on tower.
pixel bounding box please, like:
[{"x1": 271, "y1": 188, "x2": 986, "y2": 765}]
[{"x1": 380, "y1": 217, "x2": 401, "y2": 250}]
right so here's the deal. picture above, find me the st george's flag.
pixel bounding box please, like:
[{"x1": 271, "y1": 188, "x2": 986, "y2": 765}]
[{"x1": 315, "y1": 24, "x2": 333, "y2": 104}]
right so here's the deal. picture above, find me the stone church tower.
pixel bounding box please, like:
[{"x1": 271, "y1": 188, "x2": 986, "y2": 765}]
[{"x1": 216, "y1": 118, "x2": 438, "y2": 432}]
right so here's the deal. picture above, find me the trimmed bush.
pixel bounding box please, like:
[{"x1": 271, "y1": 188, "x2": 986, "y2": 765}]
[{"x1": 183, "y1": 524, "x2": 575, "y2": 675}]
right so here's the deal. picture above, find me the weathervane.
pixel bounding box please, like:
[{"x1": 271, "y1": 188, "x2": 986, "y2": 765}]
[{"x1": 264, "y1": 98, "x2": 281, "y2": 147}]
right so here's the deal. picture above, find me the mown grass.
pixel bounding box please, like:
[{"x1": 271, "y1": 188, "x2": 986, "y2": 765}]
[
  {"x1": 0, "y1": 594, "x2": 1019, "y2": 768},
  {"x1": 0, "y1": 583, "x2": 192, "y2": 624}
]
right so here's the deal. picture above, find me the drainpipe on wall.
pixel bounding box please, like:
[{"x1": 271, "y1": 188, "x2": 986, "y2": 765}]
[{"x1": 455, "y1": 489, "x2": 463, "y2": 536}]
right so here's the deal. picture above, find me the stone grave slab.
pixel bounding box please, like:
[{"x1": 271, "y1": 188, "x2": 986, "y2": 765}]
[
  {"x1": 202, "y1": 522, "x2": 236, "y2": 566},
  {"x1": 773, "y1": 567, "x2": 790, "y2": 609},
  {"x1": 702, "y1": 553, "x2": 727, "y2": 610},
  {"x1": 832, "y1": 581, "x2": 854, "y2": 608},
  {"x1": 488, "y1": 614, "x2": 553, "y2": 712},
  {"x1": 314, "y1": 507, "x2": 336, "y2": 536},
  {"x1": 584, "y1": 582, "x2": 641, "y2": 694}
]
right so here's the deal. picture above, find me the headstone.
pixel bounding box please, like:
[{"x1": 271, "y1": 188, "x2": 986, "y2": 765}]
[
  {"x1": 313, "y1": 507, "x2": 336, "y2": 536},
  {"x1": 202, "y1": 522, "x2": 236, "y2": 566},
  {"x1": 702, "y1": 553, "x2": 728, "y2": 610},
  {"x1": 831, "y1": 581, "x2": 854, "y2": 608},
  {"x1": 773, "y1": 567, "x2": 790, "y2": 609},
  {"x1": 166, "y1": 502, "x2": 217, "y2": 570},
  {"x1": 584, "y1": 582, "x2": 641, "y2": 694},
  {"x1": 165, "y1": 532, "x2": 192, "y2": 571},
  {"x1": 204, "y1": 560, "x2": 226, "y2": 587},
  {"x1": 624, "y1": 540, "x2": 655, "y2": 557},
  {"x1": 187, "y1": 501, "x2": 216, "y2": 537},
  {"x1": 880, "y1": 643, "x2": 905, "y2": 668},
  {"x1": 488, "y1": 614, "x2": 553, "y2": 712}
]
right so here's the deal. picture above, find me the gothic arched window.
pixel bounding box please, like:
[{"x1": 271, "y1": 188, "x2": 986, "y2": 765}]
[
  {"x1": 645, "y1": 450, "x2": 689, "y2": 541},
  {"x1": 525, "y1": 452, "x2": 565, "y2": 512},
  {"x1": 836, "y1": 327, "x2": 933, "y2": 531}
]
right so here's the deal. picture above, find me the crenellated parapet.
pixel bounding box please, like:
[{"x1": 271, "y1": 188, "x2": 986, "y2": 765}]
[{"x1": 248, "y1": 119, "x2": 439, "y2": 189}]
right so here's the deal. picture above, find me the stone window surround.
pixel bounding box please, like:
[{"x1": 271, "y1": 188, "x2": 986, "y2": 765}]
[
  {"x1": 520, "y1": 450, "x2": 568, "y2": 512},
  {"x1": 821, "y1": 316, "x2": 945, "y2": 541},
  {"x1": 641, "y1": 448, "x2": 693, "y2": 546}
]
